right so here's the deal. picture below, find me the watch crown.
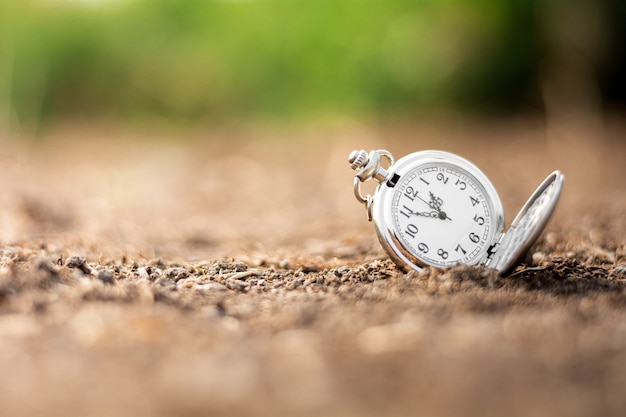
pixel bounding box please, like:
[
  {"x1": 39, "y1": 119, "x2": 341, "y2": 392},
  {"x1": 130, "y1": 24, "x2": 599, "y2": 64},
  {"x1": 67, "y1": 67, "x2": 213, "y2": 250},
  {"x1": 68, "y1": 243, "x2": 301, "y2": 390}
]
[{"x1": 348, "y1": 150, "x2": 368, "y2": 170}]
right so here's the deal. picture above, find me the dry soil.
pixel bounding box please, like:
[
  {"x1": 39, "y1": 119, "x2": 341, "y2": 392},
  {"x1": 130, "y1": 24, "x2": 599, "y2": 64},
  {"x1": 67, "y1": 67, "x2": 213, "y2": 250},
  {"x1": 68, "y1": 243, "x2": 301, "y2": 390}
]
[{"x1": 0, "y1": 119, "x2": 625, "y2": 417}]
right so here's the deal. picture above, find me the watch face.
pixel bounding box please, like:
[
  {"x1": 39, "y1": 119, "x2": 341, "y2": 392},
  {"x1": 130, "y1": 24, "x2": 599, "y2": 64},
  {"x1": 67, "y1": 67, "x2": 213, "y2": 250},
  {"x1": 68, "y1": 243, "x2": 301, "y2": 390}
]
[{"x1": 390, "y1": 162, "x2": 498, "y2": 268}]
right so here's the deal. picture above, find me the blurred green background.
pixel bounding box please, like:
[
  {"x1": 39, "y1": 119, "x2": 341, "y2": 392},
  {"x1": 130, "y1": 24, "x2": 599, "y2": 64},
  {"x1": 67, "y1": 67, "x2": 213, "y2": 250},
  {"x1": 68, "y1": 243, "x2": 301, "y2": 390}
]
[{"x1": 1, "y1": 0, "x2": 624, "y2": 132}]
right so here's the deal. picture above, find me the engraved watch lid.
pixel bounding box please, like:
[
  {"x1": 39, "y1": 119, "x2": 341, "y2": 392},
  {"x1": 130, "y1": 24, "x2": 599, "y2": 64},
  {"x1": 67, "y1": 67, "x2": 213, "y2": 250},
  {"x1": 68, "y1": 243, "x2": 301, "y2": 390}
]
[{"x1": 490, "y1": 171, "x2": 564, "y2": 275}]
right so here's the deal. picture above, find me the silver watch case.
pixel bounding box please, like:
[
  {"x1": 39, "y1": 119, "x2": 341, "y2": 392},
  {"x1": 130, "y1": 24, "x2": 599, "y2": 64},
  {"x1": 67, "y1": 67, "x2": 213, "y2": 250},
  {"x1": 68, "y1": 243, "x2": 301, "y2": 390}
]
[
  {"x1": 370, "y1": 150, "x2": 563, "y2": 275},
  {"x1": 485, "y1": 170, "x2": 564, "y2": 275}
]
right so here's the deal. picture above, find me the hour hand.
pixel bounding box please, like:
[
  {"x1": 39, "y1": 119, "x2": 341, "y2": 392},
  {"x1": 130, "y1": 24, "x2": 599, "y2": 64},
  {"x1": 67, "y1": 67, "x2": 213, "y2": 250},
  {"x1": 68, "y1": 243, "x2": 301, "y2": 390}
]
[{"x1": 414, "y1": 210, "x2": 439, "y2": 218}]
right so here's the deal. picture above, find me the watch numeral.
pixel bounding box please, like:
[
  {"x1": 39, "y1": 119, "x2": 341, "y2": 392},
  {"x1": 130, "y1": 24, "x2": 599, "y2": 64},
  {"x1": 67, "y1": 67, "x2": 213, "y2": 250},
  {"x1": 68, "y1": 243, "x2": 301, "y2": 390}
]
[
  {"x1": 437, "y1": 248, "x2": 449, "y2": 260},
  {"x1": 436, "y1": 173, "x2": 449, "y2": 184},
  {"x1": 455, "y1": 179, "x2": 467, "y2": 190},
  {"x1": 404, "y1": 186, "x2": 419, "y2": 202},
  {"x1": 470, "y1": 196, "x2": 480, "y2": 207},
  {"x1": 469, "y1": 232, "x2": 480, "y2": 243},
  {"x1": 417, "y1": 242, "x2": 429, "y2": 253},
  {"x1": 473, "y1": 214, "x2": 485, "y2": 225},
  {"x1": 405, "y1": 224, "x2": 419, "y2": 239},
  {"x1": 420, "y1": 177, "x2": 430, "y2": 186},
  {"x1": 455, "y1": 244, "x2": 467, "y2": 255},
  {"x1": 400, "y1": 205, "x2": 413, "y2": 219}
]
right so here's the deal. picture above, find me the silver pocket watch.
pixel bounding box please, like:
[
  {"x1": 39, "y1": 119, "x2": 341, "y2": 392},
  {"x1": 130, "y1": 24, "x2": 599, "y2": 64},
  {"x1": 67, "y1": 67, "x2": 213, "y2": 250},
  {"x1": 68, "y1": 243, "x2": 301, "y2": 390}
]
[{"x1": 348, "y1": 149, "x2": 564, "y2": 275}]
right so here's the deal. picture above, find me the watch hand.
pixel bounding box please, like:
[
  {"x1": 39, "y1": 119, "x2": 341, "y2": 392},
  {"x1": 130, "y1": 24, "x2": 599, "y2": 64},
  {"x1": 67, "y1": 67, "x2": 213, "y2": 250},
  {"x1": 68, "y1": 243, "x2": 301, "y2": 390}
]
[
  {"x1": 412, "y1": 210, "x2": 439, "y2": 218},
  {"x1": 428, "y1": 191, "x2": 452, "y2": 221},
  {"x1": 416, "y1": 191, "x2": 452, "y2": 221},
  {"x1": 416, "y1": 194, "x2": 433, "y2": 209},
  {"x1": 428, "y1": 192, "x2": 443, "y2": 210}
]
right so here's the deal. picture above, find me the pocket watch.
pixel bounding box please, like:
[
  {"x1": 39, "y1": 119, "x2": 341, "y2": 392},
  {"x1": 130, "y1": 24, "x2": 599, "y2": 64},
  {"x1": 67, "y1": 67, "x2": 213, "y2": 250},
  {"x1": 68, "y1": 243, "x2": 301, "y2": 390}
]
[{"x1": 348, "y1": 149, "x2": 564, "y2": 275}]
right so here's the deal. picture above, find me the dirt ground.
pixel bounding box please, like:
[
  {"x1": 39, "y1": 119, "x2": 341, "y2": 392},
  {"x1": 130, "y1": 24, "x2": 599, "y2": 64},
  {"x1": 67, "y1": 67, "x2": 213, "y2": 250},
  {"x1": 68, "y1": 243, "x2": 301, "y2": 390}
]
[{"x1": 1, "y1": 118, "x2": 625, "y2": 417}]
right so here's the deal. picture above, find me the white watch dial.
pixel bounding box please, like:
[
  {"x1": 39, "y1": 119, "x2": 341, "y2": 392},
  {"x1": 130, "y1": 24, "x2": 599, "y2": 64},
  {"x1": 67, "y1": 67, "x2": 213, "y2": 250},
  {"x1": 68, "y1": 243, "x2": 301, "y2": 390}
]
[{"x1": 391, "y1": 163, "x2": 496, "y2": 268}]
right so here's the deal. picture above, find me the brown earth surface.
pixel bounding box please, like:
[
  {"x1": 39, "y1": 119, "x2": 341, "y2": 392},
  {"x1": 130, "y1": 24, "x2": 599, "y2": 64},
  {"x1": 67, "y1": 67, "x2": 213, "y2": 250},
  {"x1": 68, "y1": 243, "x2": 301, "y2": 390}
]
[{"x1": 1, "y1": 119, "x2": 625, "y2": 417}]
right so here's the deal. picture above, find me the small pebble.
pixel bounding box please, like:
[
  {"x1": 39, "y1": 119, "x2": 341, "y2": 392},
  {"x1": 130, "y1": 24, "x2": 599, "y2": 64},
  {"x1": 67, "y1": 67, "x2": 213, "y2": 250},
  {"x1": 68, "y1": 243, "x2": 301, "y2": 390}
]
[
  {"x1": 197, "y1": 282, "x2": 228, "y2": 291},
  {"x1": 66, "y1": 256, "x2": 93, "y2": 276},
  {"x1": 226, "y1": 279, "x2": 248, "y2": 291},
  {"x1": 96, "y1": 270, "x2": 115, "y2": 285},
  {"x1": 137, "y1": 267, "x2": 150, "y2": 280},
  {"x1": 163, "y1": 267, "x2": 189, "y2": 282},
  {"x1": 532, "y1": 251, "x2": 546, "y2": 264}
]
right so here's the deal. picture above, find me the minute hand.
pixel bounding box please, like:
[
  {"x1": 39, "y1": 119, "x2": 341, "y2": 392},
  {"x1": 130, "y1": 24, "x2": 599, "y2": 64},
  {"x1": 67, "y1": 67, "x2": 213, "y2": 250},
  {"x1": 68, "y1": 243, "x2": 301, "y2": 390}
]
[{"x1": 416, "y1": 194, "x2": 435, "y2": 209}]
